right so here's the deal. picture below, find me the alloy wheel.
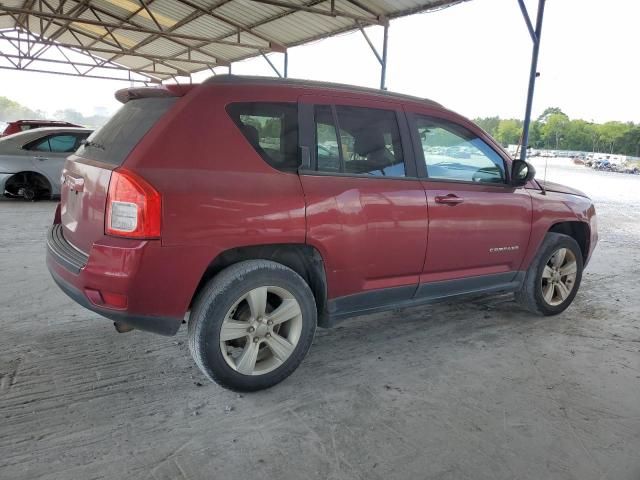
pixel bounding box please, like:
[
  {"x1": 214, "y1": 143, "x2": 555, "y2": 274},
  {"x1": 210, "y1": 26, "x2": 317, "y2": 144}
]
[
  {"x1": 541, "y1": 247, "x2": 578, "y2": 306},
  {"x1": 219, "y1": 286, "x2": 303, "y2": 375}
]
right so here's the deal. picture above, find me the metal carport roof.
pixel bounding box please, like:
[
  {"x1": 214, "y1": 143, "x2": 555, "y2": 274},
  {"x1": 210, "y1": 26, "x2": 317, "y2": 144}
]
[
  {"x1": 0, "y1": 0, "x2": 549, "y2": 165},
  {"x1": 0, "y1": 0, "x2": 467, "y2": 83}
]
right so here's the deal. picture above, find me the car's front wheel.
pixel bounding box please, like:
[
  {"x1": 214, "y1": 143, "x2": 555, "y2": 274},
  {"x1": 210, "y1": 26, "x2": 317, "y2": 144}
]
[
  {"x1": 516, "y1": 232, "x2": 584, "y2": 315},
  {"x1": 188, "y1": 260, "x2": 317, "y2": 391}
]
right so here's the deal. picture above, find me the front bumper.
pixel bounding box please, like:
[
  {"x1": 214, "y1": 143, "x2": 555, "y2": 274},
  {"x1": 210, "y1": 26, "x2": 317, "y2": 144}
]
[
  {"x1": 0, "y1": 173, "x2": 12, "y2": 196},
  {"x1": 46, "y1": 224, "x2": 183, "y2": 336},
  {"x1": 585, "y1": 205, "x2": 598, "y2": 267}
]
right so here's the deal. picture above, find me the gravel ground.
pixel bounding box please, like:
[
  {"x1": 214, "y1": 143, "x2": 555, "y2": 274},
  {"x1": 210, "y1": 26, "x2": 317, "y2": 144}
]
[{"x1": 1, "y1": 160, "x2": 639, "y2": 480}]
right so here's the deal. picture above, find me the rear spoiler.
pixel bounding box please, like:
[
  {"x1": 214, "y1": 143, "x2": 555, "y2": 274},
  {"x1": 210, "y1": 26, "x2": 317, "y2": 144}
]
[{"x1": 115, "y1": 84, "x2": 194, "y2": 104}]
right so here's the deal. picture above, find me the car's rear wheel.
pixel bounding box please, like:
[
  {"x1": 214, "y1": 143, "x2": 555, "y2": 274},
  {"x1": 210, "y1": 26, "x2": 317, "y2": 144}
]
[
  {"x1": 516, "y1": 232, "x2": 584, "y2": 315},
  {"x1": 4, "y1": 172, "x2": 52, "y2": 200},
  {"x1": 188, "y1": 260, "x2": 317, "y2": 391}
]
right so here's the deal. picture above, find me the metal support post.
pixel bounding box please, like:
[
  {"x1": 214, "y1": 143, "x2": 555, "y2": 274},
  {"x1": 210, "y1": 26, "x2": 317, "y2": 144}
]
[
  {"x1": 284, "y1": 50, "x2": 288, "y2": 78},
  {"x1": 380, "y1": 23, "x2": 389, "y2": 90},
  {"x1": 519, "y1": 0, "x2": 546, "y2": 162}
]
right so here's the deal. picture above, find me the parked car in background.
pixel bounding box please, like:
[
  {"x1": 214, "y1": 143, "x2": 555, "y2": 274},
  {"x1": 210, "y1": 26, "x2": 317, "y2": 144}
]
[
  {"x1": 0, "y1": 127, "x2": 92, "y2": 200},
  {"x1": 47, "y1": 76, "x2": 597, "y2": 391},
  {"x1": 1, "y1": 119, "x2": 83, "y2": 137}
]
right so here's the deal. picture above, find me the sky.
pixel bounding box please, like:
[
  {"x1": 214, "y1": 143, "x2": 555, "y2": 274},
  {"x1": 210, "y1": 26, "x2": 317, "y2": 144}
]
[{"x1": 1, "y1": 0, "x2": 638, "y2": 124}]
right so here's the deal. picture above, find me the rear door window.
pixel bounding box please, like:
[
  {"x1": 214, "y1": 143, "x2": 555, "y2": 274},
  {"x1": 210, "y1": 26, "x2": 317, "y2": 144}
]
[
  {"x1": 227, "y1": 103, "x2": 299, "y2": 172},
  {"x1": 313, "y1": 105, "x2": 406, "y2": 177},
  {"x1": 27, "y1": 136, "x2": 54, "y2": 152},
  {"x1": 26, "y1": 134, "x2": 79, "y2": 153},
  {"x1": 314, "y1": 105, "x2": 341, "y2": 172},
  {"x1": 77, "y1": 97, "x2": 177, "y2": 166},
  {"x1": 49, "y1": 135, "x2": 78, "y2": 152}
]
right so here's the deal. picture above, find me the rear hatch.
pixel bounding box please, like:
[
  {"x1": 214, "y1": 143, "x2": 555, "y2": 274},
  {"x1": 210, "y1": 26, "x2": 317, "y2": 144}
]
[{"x1": 60, "y1": 87, "x2": 184, "y2": 253}]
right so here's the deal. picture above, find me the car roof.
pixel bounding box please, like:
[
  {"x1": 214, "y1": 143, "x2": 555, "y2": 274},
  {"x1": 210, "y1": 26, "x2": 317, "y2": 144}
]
[
  {"x1": 0, "y1": 127, "x2": 93, "y2": 146},
  {"x1": 9, "y1": 126, "x2": 91, "y2": 136},
  {"x1": 9, "y1": 119, "x2": 77, "y2": 125},
  {"x1": 203, "y1": 74, "x2": 443, "y2": 108}
]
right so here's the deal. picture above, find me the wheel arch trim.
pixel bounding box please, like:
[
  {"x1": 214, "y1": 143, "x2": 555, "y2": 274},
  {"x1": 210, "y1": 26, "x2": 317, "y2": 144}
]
[
  {"x1": 547, "y1": 220, "x2": 591, "y2": 262},
  {"x1": 3, "y1": 170, "x2": 53, "y2": 197},
  {"x1": 190, "y1": 243, "x2": 330, "y2": 326}
]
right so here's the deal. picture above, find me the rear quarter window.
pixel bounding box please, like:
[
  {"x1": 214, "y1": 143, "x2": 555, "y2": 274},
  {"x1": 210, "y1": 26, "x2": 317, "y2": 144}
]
[
  {"x1": 226, "y1": 102, "x2": 299, "y2": 172},
  {"x1": 77, "y1": 97, "x2": 176, "y2": 166}
]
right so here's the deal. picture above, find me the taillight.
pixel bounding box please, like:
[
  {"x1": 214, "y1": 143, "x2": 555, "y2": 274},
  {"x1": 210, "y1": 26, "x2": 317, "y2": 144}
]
[{"x1": 105, "y1": 169, "x2": 161, "y2": 238}]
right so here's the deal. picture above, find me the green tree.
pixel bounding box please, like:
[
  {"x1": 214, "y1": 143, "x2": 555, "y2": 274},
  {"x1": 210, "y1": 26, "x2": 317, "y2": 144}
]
[
  {"x1": 598, "y1": 122, "x2": 629, "y2": 154},
  {"x1": 584, "y1": 122, "x2": 601, "y2": 153},
  {"x1": 472, "y1": 107, "x2": 639, "y2": 157},
  {"x1": 542, "y1": 113, "x2": 570, "y2": 149},
  {"x1": 0, "y1": 96, "x2": 45, "y2": 121},
  {"x1": 495, "y1": 119, "x2": 522, "y2": 146},
  {"x1": 474, "y1": 116, "x2": 500, "y2": 136},
  {"x1": 537, "y1": 107, "x2": 565, "y2": 123},
  {"x1": 564, "y1": 119, "x2": 592, "y2": 151},
  {"x1": 528, "y1": 121, "x2": 543, "y2": 148},
  {"x1": 620, "y1": 124, "x2": 640, "y2": 157}
]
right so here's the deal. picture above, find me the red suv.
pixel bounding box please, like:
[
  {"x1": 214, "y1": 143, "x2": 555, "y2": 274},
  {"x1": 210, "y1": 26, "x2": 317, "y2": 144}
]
[
  {"x1": 47, "y1": 76, "x2": 598, "y2": 391},
  {"x1": 2, "y1": 120, "x2": 82, "y2": 137}
]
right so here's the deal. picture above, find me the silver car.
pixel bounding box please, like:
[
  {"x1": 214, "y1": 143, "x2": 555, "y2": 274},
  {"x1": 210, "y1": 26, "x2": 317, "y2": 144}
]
[{"x1": 0, "y1": 127, "x2": 92, "y2": 200}]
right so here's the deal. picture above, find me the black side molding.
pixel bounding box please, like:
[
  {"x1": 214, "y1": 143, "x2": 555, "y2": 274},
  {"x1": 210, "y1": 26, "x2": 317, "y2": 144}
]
[
  {"x1": 324, "y1": 271, "x2": 525, "y2": 327},
  {"x1": 415, "y1": 271, "x2": 525, "y2": 301}
]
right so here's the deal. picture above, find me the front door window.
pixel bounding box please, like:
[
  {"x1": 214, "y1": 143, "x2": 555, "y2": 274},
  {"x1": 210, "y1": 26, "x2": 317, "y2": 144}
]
[{"x1": 415, "y1": 116, "x2": 506, "y2": 184}]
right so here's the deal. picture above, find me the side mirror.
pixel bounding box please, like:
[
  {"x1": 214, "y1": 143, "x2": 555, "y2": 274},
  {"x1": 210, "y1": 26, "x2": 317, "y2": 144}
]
[{"x1": 511, "y1": 160, "x2": 536, "y2": 186}]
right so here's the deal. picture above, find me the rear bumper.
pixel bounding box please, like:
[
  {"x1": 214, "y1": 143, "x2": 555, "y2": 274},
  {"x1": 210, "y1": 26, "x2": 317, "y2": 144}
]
[
  {"x1": 46, "y1": 224, "x2": 185, "y2": 336},
  {"x1": 48, "y1": 265, "x2": 182, "y2": 335}
]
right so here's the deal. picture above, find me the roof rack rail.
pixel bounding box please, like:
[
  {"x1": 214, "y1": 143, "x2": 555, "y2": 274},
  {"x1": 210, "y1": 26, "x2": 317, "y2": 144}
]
[{"x1": 204, "y1": 75, "x2": 442, "y2": 108}]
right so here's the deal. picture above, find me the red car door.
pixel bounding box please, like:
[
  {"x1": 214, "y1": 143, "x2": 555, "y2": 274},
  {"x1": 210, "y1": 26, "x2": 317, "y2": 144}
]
[
  {"x1": 298, "y1": 95, "x2": 428, "y2": 310},
  {"x1": 406, "y1": 111, "x2": 532, "y2": 289}
]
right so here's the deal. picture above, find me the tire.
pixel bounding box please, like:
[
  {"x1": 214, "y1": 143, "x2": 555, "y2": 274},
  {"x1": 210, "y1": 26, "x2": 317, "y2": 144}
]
[
  {"x1": 188, "y1": 260, "x2": 317, "y2": 392},
  {"x1": 516, "y1": 232, "x2": 584, "y2": 316}
]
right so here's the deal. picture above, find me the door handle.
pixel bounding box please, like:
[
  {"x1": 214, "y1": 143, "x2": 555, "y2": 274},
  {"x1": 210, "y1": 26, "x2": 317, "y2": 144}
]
[
  {"x1": 435, "y1": 194, "x2": 464, "y2": 205},
  {"x1": 35, "y1": 156, "x2": 48, "y2": 161}
]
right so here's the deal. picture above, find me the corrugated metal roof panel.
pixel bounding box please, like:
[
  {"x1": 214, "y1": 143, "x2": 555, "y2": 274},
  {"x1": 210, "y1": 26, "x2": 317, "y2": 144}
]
[
  {"x1": 214, "y1": 0, "x2": 288, "y2": 26},
  {"x1": 171, "y1": 14, "x2": 239, "y2": 40},
  {"x1": 1, "y1": 0, "x2": 468, "y2": 82}
]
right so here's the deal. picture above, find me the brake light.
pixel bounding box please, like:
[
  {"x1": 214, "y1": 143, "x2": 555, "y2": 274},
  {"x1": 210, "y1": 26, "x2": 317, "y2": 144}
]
[{"x1": 105, "y1": 169, "x2": 161, "y2": 238}]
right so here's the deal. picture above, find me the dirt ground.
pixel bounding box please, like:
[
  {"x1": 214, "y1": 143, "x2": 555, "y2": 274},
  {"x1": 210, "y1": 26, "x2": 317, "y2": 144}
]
[{"x1": 1, "y1": 160, "x2": 639, "y2": 480}]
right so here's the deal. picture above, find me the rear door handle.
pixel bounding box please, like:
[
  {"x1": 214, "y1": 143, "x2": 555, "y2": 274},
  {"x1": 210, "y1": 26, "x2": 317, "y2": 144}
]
[
  {"x1": 435, "y1": 194, "x2": 464, "y2": 205},
  {"x1": 35, "y1": 156, "x2": 48, "y2": 161}
]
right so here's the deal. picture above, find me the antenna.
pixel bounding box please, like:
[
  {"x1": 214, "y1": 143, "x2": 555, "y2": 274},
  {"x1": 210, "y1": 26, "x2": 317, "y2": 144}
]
[{"x1": 541, "y1": 149, "x2": 548, "y2": 195}]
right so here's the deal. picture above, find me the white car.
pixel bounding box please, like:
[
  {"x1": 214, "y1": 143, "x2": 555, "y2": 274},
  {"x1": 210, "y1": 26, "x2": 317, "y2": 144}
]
[{"x1": 0, "y1": 127, "x2": 92, "y2": 200}]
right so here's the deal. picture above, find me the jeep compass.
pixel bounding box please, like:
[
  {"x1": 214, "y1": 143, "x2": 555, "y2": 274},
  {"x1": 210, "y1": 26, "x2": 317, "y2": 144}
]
[{"x1": 47, "y1": 75, "x2": 598, "y2": 391}]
